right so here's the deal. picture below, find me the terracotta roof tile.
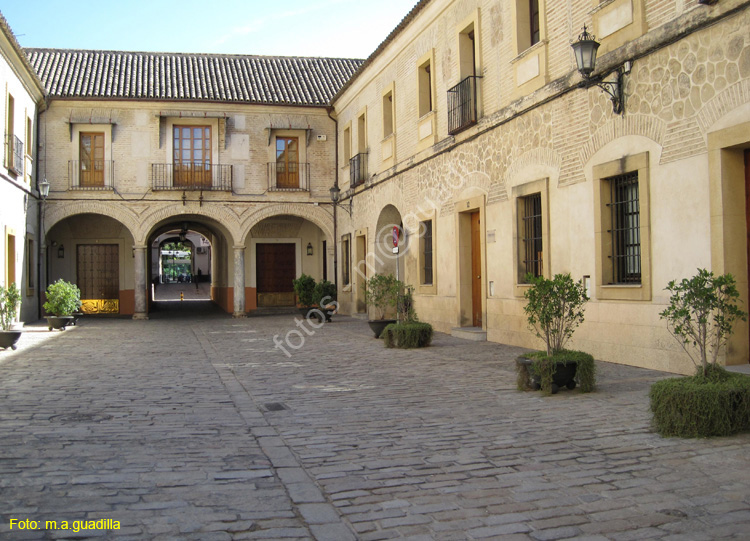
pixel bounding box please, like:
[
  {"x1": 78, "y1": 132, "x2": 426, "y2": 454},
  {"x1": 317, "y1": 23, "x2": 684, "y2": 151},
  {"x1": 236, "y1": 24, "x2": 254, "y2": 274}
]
[{"x1": 25, "y1": 48, "x2": 363, "y2": 106}]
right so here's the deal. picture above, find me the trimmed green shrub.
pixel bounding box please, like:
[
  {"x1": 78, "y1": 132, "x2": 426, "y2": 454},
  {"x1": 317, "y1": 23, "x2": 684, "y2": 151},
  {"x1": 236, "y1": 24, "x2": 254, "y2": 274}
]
[
  {"x1": 650, "y1": 365, "x2": 750, "y2": 437},
  {"x1": 292, "y1": 274, "x2": 316, "y2": 307},
  {"x1": 382, "y1": 321, "x2": 433, "y2": 349},
  {"x1": 43, "y1": 279, "x2": 81, "y2": 316},
  {"x1": 313, "y1": 280, "x2": 337, "y2": 308},
  {"x1": 517, "y1": 349, "x2": 596, "y2": 394}
]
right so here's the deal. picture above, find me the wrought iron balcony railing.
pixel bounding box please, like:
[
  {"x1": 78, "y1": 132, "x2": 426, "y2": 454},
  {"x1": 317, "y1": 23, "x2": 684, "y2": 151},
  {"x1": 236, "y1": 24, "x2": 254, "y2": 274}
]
[
  {"x1": 268, "y1": 162, "x2": 310, "y2": 191},
  {"x1": 447, "y1": 75, "x2": 480, "y2": 135},
  {"x1": 151, "y1": 163, "x2": 233, "y2": 191},
  {"x1": 5, "y1": 133, "x2": 23, "y2": 176},
  {"x1": 68, "y1": 160, "x2": 115, "y2": 190},
  {"x1": 350, "y1": 152, "x2": 368, "y2": 187}
]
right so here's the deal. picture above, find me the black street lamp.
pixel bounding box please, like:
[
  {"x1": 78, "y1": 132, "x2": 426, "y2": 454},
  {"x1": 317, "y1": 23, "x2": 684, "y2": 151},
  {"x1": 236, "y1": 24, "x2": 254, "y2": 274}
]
[{"x1": 571, "y1": 25, "x2": 629, "y2": 115}]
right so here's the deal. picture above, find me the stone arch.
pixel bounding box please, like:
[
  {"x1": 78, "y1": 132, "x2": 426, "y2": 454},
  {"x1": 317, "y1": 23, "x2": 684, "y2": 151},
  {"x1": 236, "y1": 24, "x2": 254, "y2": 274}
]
[
  {"x1": 240, "y1": 203, "x2": 334, "y2": 245},
  {"x1": 136, "y1": 204, "x2": 242, "y2": 246},
  {"x1": 574, "y1": 114, "x2": 667, "y2": 184},
  {"x1": 696, "y1": 78, "x2": 750, "y2": 136},
  {"x1": 502, "y1": 147, "x2": 562, "y2": 195},
  {"x1": 44, "y1": 201, "x2": 139, "y2": 241}
]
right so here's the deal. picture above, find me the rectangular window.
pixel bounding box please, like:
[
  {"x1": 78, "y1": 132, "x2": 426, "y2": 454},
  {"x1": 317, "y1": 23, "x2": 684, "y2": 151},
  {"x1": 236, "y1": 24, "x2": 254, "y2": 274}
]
[
  {"x1": 357, "y1": 112, "x2": 367, "y2": 153},
  {"x1": 6, "y1": 93, "x2": 14, "y2": 167},
  {"x1": 608, "y1": 172, "x2": 641, "y2": 284},
  {"x1": 26, "y1": 236, "x2": 34, "y2": 295},
  {"x1": 173, "y1": 125, "x2": 212, "y2": 188},
  {"x1": 529, "y1": 0, "x2": 540, "y2": 46},
  {"x1": 343, "y1": 126, "x2": 351, "y2": 163},
  {"x1": 342, "y1": 234, "x2": 351, "y2": 286},
  {"x1": 520, "y1": 193, "x2": 543, "y2": 282},
  {"x1": 79, "y1": 132, "x2": 105, "y2": 187},
  {"x1": 275, "y1": 136, "x2": 299, "y2": 189},
  {"x1": 418, "y1": 60, "x2": 433, "y2": 117},
  {"x1": 421, "y1": 220, "x2": 433, "y2": 285},
  {"x1": 26, "y1": 117, "x2": 32, "y2": 157},
  {"x1": 382, "y1": 91, "x2": 394, "y2": 138}
]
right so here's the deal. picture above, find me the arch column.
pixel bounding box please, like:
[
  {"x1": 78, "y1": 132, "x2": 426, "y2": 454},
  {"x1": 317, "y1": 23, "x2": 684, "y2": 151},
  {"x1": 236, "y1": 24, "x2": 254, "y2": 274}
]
[
  {"x1": 133, "y1": 245, "x2": 149, "y2": 320},
  {"x1": 233, "y1": 245, "x2": 246, "y2": 318}
]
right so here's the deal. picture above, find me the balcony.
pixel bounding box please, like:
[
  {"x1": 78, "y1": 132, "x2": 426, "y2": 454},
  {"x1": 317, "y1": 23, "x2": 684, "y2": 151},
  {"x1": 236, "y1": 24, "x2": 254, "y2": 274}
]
[
  {"x1": 350, "y1": 152, "x2": 368, "y2": 188},
  {"x1": 447, "y1": 75, "x2": 480, "y2": 135},
  {"x1": 68, "y1": 160, "x2": 114, "y2": 190},
  {"x1": 151, "y1": 163, "x2": 233, "y2": 191},
  {"x1": 6, "y1": 133, "x2": 23, "y2": 176},
  {"x1": 268, "y1": 162, "x2": 310, "y2": 191}
]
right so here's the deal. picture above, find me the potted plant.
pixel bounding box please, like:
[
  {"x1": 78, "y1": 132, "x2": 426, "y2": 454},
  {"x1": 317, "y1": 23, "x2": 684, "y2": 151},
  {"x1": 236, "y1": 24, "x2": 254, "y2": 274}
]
[
  {"x1": 364, "y1": 273, "x2": 400, "y2": 338},
  {"x1": 651, "y1": 269, "x2": 750, "y2": 437},
  {"x1": 312, "y1": 279, "x2": 337, "y2": 322},
  {"x1": 0, "y1": 282, "x2": 22, "y2": 350},
  {"x1": 292, "y1": 274, "x2": 317, "y2": 320},
  {"x1": 382, "y1": 286, "x2": 434, "y2": 348},
  {"x1": 43, "y1": 279, "x2": 82, "y2": 331},
  {"x1": 516, "y1": 273, "x2": 595, "y2": 394}
]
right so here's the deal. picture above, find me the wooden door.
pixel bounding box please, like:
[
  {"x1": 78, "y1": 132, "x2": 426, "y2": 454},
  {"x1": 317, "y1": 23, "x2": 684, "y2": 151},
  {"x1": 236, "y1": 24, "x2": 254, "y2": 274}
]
[
  {"x1": 80, "y1": 132, "x2": 104, "y2": 187},
  {"x1": 745, "y1": 150, "x2": 750, "y2": 351},
  {"x1": 77, "y1": 244, "x2": 119, "y2": 313},
  {"x1": 173, "y1": 126, "x2": 212, "y2": 188},
  {"x1": 471, "y1": 212, "x2": 482, "y2": 327},
  {"x1": 256, "y1": 243, "x2": 296, "y2": 307},
  {"x1": 276, "y1": 137, "x2": 299, "y2": 189}
]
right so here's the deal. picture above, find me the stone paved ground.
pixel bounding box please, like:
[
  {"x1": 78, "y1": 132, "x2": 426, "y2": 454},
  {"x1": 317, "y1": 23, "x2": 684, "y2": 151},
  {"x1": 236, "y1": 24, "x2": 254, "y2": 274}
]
[{"x1": 1, "y1": 310, "x2": 749, "y2": 540}]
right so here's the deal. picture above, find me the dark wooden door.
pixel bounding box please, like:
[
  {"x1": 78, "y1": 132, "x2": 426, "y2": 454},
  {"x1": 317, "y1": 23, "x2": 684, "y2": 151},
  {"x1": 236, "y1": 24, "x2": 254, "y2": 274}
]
[
  {"x1": 256, "y1": 243, "x2": 296, "y2": 307},
  {"x1": 77, "y1": 244, "x2": 119, "y2": 313},
  {"x1": 471, "y1": 212, "x2": 482, "y2": 327},
  {"x1": 745, "y1": 150, "x2": 750, "y2": 351}
]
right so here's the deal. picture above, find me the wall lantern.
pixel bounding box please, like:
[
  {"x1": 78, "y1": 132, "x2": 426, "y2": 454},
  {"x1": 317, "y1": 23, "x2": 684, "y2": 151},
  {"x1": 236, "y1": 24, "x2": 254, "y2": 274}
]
[
  {"x1": 58, "y1": 244, "x2": 65, "y2": 259},
  {"x1": 307, "y1": 243, "x2": 313, "y2": 256},
  {"x1": 38, "y1": 178, "x2": 50, "y2": 199},
  {"x1": 571, "y1": 25, "x2": 630, "y2": 115},
  {"x1": 329, "y1": 185, "x2": 353, "y2": 217}
]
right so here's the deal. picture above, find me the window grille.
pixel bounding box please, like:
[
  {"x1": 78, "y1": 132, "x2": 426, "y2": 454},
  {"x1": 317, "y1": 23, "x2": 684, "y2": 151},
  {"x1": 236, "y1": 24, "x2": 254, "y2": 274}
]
[
  {"x1": 521, "y1": 193, "x2": 543, "y2": 281},
  {"x1": 609, "y1": 172, "x2": 640, "y2": 284},
  {"x1": 422, "y1": 220, "x2": 433, "y2": 285}
]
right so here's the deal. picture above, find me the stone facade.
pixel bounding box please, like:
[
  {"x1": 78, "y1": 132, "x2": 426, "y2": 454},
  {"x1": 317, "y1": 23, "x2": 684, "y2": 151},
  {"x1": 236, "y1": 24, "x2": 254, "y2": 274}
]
[
  {"x1": 0, "y1": 14, "x2": 44, "y2": 324},
  {"x1": 332, "y1": 0, "x2": 750, "y2": 374},
  {"x1": 39, "y1": 99, "x2": 339, "y2": 317}
]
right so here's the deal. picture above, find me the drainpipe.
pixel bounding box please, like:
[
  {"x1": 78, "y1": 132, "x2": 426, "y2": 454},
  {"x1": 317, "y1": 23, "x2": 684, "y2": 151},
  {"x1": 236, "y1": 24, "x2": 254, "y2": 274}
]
[{"x1": 326, "y1": 106, "x2": 338, "y2": 289}]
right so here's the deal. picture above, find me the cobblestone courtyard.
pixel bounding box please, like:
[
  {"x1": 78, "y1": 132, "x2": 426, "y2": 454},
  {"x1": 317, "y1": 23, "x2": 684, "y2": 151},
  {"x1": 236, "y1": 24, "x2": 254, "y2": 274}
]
[{"x1": 1, "y1": 311, "x2": 749, "y2": 540}]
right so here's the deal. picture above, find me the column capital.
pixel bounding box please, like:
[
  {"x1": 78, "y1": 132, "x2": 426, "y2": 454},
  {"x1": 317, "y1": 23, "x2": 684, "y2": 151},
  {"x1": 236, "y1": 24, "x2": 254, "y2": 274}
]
[{"x1": 233, "y1": 245, "x2": 246, "y2": 252}]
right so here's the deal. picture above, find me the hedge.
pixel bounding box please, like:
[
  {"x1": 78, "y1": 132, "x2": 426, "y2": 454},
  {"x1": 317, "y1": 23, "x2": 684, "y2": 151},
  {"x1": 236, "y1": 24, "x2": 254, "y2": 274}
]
[
  {"x1": 517, "y1": 349, "x2": 596, "y2": 394},
  {"x1": 382, "y1": 322, "x2": 433, "y2": 349},
  {"x1": 650, "y1": 365, "x2": 750, "y2": 437}
]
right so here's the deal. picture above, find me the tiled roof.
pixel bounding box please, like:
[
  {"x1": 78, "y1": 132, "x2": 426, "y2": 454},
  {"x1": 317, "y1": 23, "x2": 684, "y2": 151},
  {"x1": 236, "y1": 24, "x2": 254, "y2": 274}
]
[{"x1": 25, "y1": 49, "x2": 364, "y2": 106}]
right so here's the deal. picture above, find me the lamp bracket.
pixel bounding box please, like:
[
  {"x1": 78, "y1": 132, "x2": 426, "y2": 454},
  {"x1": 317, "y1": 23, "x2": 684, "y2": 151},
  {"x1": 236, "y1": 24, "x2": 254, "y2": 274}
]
[{"x1": 581, "y1": 68, "x2": 624, "y2": 115}]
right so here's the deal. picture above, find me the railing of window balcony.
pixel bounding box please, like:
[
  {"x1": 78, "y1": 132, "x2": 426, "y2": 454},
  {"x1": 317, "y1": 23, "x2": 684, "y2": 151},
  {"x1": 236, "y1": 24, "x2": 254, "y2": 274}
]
[
  {"x1": 267, "y1": 162, "x2": 310, "y2": 191},
  {"x1": 5, "y1": 133, "x2": 24, "y2": 176},
  {"x1": 151, "y1": 163, "x2": 233, "y2": 191},
  {"x1": 447, "y1": 75, "x2": 480, "y2": 135},
  {"x1": 68, "y1": 160, "x2": 115, "y2": 190},
  {"x1": 350, "y1": 153, "x2": 368, "y2": 187}
]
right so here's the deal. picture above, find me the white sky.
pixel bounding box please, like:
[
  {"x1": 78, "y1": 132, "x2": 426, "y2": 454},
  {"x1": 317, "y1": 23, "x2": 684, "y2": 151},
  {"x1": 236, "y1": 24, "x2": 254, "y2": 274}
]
[{"x1": 3, "y1": 0, "x2": 416, "y2": 59}]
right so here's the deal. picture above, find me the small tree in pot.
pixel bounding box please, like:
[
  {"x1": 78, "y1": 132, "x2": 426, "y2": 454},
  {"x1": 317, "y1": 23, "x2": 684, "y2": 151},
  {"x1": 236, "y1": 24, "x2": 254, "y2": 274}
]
[
  {"x1": 651, "y1": 269, "x2": 750, "y2": 437},
  {"x1": 516, "y1": 273, "x2": 595, "y2": 394},
  {"x1": 293, "y1": 274, "x2": 317, "y2": 320},
  {"x1": 0, "y1": 283, "x2": 22, "y2": 350},
  {"x1": 365, "y1": 273, "x2": 400, "y2": 338},
  {"x1": 312, "y1": 280, "x2": 337, "y2": 322},
  {"x1": 43, "y1": 279, "x2": 82, "y2": 331}
]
